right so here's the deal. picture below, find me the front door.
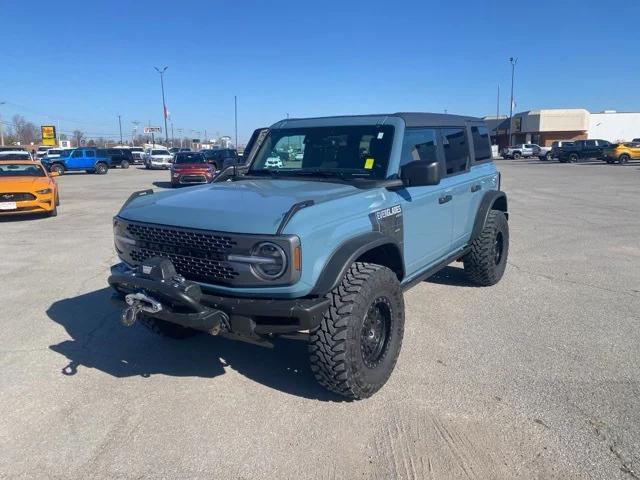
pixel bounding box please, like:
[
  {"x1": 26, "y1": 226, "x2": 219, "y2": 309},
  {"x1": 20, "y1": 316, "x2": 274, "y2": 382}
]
[{"x1": 396, "y1": 128, "x2": 453, "y2": 276}]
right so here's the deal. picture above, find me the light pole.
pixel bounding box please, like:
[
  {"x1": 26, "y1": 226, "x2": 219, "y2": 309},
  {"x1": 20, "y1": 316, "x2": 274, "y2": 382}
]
[
  {"x1": 234, "y1": 95, "x2": 238, "y2": 148},
  {"x1": 154, "y1": 66, "x2": 169, "y2": 144},
  {"x1": 508, "y1": 57, "x2": 517, "y2": 145},
  {"x1": 118, "y1": 115, "x2": 123, "y2": 144},
  {"x1": 0, "y1": 101, "x2": 6, "y2": 146}
]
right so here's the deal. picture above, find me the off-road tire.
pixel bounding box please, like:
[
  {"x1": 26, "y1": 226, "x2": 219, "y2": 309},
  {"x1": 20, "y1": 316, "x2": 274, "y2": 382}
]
[
  {"x1": 463, "y1": 209, "x2": 509, "y2": 286},
  {"x1": 120, "y1": 160, "x2": 130, "y2": 169},
  {"x1": 138, "y1": 314, "x2": 200, "y2": 339},
  {"x1": 50, "y1": 164, "x2": 65, "y2": 175},
  {"x1": 95, "y1": 162, "x2": 108, "y2": 174},
  {"x1": 309, "y1": 262, "x2": 404, "y2": 399}
]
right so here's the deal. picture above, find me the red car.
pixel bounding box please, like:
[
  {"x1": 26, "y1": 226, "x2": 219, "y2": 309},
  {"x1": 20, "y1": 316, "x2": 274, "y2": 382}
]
[{"x1": 170, "y1": 152, "x2": 215, "y2": 187}]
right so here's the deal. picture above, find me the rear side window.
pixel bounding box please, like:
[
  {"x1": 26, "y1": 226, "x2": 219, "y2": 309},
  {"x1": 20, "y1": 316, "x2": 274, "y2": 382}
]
[
  {"x1": 471, "y1": 125, "x2": 491, "y2": 162},
  {"x1": 400, "y1": 128, "x2": 438, "y2": 167},
  {"x1": 85, "y1": 150, "x2": 95, "y2": 157},
  {"x1": 441, "y1": 128, "x2": 469, "y2": 175}
]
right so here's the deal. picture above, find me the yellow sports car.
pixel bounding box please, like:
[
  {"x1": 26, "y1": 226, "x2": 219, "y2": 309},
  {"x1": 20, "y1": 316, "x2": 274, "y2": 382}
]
[
  {"x1": 0, "y1": 159, "x2": 60, "y2": 216},
  {"x1": 602, "y1": 142, "x2": 640, "y2": 164}
]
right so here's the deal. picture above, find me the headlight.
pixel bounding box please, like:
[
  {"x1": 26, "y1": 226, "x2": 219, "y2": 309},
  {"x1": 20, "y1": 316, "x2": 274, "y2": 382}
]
[
  {"x1": 113, "y1": 219, "x2": 136, "y2": 248},
  {"x1": 36, "y1": 188, "x2": 52, "y2": 194},
  {"x1": 227, "y1": 242, "x2": 288, "y2": 280}
]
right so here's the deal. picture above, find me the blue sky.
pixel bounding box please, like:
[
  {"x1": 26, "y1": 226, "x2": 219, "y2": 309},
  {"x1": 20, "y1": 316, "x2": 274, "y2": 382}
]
[{"x1": 1, "y1": 0, "x2": 638, "y2": 144}]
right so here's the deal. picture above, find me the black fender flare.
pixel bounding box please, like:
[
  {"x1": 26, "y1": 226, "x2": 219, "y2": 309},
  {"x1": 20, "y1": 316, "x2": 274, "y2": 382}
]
[
  {"x1": 309, "y1": 231, "x2": 403, "y2": 296},
  {"x1": 469, "y1": 191, "x2": 508, "y2": 245}
]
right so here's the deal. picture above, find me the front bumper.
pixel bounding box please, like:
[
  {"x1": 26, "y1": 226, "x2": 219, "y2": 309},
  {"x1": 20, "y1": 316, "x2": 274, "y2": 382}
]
[
  {"x1": 0, "y1": 195, "x2": 55, "y2": 215},
  {"x1": 108, "y1": 262, "x2": 329, "y2": 340}
]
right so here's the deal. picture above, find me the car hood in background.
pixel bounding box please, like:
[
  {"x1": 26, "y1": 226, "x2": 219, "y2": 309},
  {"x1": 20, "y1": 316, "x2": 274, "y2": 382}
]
[{"x1": 118, "y1": 178, "x2": 360, "y2": 234}]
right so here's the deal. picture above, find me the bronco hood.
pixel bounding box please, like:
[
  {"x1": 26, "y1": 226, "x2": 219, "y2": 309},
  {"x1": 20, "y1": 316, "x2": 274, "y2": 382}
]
[{"x1": 118, "y1": 179, "x2": 359, "y2": 234}]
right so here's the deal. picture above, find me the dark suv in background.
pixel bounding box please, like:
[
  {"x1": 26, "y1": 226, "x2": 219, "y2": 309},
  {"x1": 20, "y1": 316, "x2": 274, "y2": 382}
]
[
  {"x1": 102, "y1": 148, "x2": 133, "y2": 168},
  {"x1": 557, "y1": 139, "x2": 611, "y2": 163},
  {"x1": 200, "y1": 148, "x2": 239, "y2": 170}
]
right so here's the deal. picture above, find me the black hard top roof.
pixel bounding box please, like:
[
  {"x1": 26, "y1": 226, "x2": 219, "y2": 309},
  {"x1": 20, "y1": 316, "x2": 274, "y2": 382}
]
[{"x1": 271, "y1": 112, "x2": 484, "y2": 129}]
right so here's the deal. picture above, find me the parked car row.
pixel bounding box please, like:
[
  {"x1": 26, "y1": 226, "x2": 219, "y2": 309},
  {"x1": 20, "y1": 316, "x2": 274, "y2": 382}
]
[{"x1": 502, "y1": 138, "x2": 640, "y2": 164}]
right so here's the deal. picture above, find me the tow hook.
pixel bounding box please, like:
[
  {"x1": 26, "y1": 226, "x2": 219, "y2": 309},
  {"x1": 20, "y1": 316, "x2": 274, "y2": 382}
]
[{"x1": 121, "y1": 292, "x2": 163, "y2": 326}]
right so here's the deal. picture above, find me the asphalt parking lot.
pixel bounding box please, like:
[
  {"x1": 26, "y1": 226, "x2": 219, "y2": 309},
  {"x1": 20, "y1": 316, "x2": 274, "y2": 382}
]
[{"x1": 1, "y1": 159, "x2": 639, "y2": 479}]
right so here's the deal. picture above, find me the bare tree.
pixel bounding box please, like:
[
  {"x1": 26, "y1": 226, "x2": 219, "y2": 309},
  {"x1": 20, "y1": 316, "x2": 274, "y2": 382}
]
[
  {"x1": 72, "y1": 130, "x2": 84, "y2": 147},
  {"x1": 12, "y1": 115, "x2": 38, "y2": 144}
]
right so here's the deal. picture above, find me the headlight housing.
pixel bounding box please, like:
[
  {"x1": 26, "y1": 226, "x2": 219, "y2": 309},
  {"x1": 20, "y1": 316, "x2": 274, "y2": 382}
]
[
  {"x1": 249, "y1": 242, "x2": 287, "y2": 280},
  {"x1": 36, "y1": 188, "x2": 52, "y2": 194}
]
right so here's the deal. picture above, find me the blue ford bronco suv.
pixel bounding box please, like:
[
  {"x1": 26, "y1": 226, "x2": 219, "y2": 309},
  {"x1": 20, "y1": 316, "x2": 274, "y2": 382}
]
[
  {"x1": 108, "y1": 113, "x2": 508, "y2": 399},
  {"x1": 44, "y1": 148, "x2": 111, "y2": 175}
]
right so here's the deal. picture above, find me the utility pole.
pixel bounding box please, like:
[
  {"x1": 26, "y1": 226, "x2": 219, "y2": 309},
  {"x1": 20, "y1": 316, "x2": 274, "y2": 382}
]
[
  {"x1": 118, "y1": 115, "x2": 123, "y2": 144},
  {"x1": 0, "y1": 101, "x2": 5, "y2": 146},
  {"x1": 171, "y1": 122, "x2": 174, "y2": 147},
  {"x1": 154, "y1": 66, "x2": 169, "y2": 144},
  {"x1": 508, "y1": 57, "x2": 517, "y2": 145},
  {"x1": 234, "y1": 95, "x2": 238, "y2": 148},
  {"x1": 495, "y1": 85, "x2": 500, "y2": 145}
]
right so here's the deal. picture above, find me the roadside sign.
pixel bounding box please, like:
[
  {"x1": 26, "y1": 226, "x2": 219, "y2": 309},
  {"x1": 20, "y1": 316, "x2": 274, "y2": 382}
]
[
  {"x1": 144, "y1": 127, "x2": 162, "y2": 134},
  {"x1": 41, "y1": 125, "x2": 57, "y2": 146}
]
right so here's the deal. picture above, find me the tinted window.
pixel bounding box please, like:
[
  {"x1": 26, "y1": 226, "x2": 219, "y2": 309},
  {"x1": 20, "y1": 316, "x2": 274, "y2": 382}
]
[
  {"x1": 585, "y1": 140, "x2": 597, "y2": 147},
  {"x1": 471, "y1": 126, "x2": 491, "y2": 162},
  {"x1": 400, "y1": 128, "x2": 438, "y2": 167},
  {"x1": 175, "y1": 153, "x2": 205, "y2": 164},
  {"x1": 71, "y1": 150, "x2": 83, "y2": 158},
  {"x1": 441, "y1": 128, "x2": 469, "y2": 175},
  {"x1": 85, "y1": 150, "x2": 95, "y2": 157}
]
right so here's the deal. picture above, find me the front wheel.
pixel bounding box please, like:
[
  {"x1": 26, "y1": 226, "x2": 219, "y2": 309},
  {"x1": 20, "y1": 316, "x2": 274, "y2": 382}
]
[
  {"x1": 50, "y1": 164, "x2": 65, "y2": 176},
  {"x1": 309, "y1": 262, "x2": 404, "y2": 399},
  {"x1": 569, "y1": 153, "x2": 579, "y2": 163},
  {"x1": 463, "y1": 209, "x2": 509, "y2": 286},
  {"x1": 513, "y1": 152, "x2": 521, "y2": 159},
  {"x1": 545, "y1": 152, "x2": 552, "y2": 161}
]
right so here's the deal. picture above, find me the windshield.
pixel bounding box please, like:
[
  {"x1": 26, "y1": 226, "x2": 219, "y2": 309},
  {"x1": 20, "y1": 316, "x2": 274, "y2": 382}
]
[
  {"x1": 175, "y1": 153, "x2": 205, "y2": 164},
  {"x1": 58, "y1": 150, "x2": 72, "y2": 158},
  {"x1": 0, "y1": 163, "x2": 46, "y2": 177},
  {"x1": 151, "y1": 150, "x2": 168, "y2": 155},
  {"x1": 0, "y1": 152, "x2": 31, "y2": 161},
  {"x1": 249, "y1": 125, "x2": 394, "y2": 180}
]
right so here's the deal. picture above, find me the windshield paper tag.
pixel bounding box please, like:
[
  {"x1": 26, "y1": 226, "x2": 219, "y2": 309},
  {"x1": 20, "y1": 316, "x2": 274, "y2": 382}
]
[
  {"x1": 364, "y1": 158, "x2": 374, "y2": 169},
  {"x1": 377, "y1": 132, "x2": 384, "y2": 139}
]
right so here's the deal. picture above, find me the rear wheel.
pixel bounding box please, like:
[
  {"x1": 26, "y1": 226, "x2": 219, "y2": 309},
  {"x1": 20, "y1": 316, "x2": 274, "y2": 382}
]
[
  {"x1": 309, "y1": 262, "x2": 404, "y2": 399},
  {"x1": 95, "y1": 162, "x2": 108, "y2": 174},
  {"x1": 545, "y1": 151, "x2": 552, "y2": 161},
  {"x1": 569, "y1": 153, "x2": 579, "y2": 163},
  {"x1": 50, "y1": 164, "x2": 65, "y2": 175},
  {"x1": 463, "y1": 210, "x2": 509, "y2": 286},
  {"x1": 619, "y1": 154, "x2": 630, "y2": 164},
  {"x1": 120, "y1": 160, "x2": 130, "y2": 169},
  {"x1": 513, "y1": 152, "x2": 521, "y2": 159}
]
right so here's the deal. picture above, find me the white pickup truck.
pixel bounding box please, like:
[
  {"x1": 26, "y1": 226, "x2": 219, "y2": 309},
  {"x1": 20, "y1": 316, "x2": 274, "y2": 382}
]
[{"x1": 501, "y1": 143, "x2": 552, "y2": 160}]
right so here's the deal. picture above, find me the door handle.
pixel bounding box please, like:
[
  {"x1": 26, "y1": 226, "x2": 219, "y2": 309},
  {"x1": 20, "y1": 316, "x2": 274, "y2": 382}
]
[
  {"x1": 470, "y1": 184, "x2": 481, "y2": 192},
  {"x1": 438, "y1": 194, "x2": 452, "y2": 205}
]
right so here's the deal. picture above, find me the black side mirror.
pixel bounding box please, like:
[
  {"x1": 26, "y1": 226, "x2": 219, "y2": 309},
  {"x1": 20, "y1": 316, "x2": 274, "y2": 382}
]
[{"x1": 400, "y1": 160, "x2": 441, "y2": 187}]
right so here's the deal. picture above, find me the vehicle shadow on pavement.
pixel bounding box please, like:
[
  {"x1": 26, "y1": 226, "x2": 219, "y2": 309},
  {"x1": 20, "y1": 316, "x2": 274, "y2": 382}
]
[
  {"x1": 427, "y1": 266, "x2": 478, "y2": 287},
  {"x1": 152, "y1": 181, "x2": 173, "y2": 189},
  {"x1": 47, "y1": 288, "x2": 339, "y2": 401}
]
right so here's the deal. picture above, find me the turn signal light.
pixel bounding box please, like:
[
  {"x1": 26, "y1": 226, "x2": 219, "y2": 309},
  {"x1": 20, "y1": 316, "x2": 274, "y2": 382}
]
[{"x1": 293, "y1": 246, "x2": 301, "y2": 271}]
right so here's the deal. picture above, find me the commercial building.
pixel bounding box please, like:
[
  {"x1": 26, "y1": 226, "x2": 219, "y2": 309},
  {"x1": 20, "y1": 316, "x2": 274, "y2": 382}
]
[{"x1": 486, "y1": 109, "x2": 640, "y2": 148}]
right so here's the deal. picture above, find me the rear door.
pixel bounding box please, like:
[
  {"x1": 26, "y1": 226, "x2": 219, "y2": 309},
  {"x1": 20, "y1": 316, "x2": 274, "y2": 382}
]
[
  {"x1": 82, "y1": 149, "x2": 96, "y2": 168},
  {"x1": 396, "y1": 128, "x2": 453, "y2": 275},
  {"x1": 439, "y1": 126, "x2": 476, "y2": 249}
]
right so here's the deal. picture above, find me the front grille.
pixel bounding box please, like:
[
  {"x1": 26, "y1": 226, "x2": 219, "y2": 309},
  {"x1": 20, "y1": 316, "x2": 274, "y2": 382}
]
[
  {"x1": 0, "y1": 192, "x2": 36, "y2": 201},
  {"x1": 125, "y1": 222, "x2": 239, "y2": 283},
  {"x1": 180, "y1": 175, "x2": 207, "y2": 184}
]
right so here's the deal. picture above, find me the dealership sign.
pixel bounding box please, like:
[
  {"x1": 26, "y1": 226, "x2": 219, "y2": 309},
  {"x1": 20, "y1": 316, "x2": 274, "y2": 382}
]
[
  {"x1": 143, "y1": 126, "x2": 162, "y2": 134},
  {"x1": 41, "y1": 125, "x2": 57, "y2": 146}
]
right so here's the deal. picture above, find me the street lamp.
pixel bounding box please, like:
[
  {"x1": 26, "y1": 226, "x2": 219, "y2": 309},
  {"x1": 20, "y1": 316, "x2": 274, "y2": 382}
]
[
  {"x1": 0, "y1": 101, "x2": 6, "y2": 146},
  {"x1": 508, "y1": 57, "x2": 518, "y2": 145},
  {"x1": 154, "y1": 66, "x2": 169, "y2": 144}
]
